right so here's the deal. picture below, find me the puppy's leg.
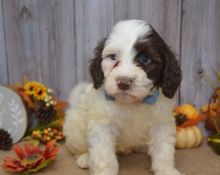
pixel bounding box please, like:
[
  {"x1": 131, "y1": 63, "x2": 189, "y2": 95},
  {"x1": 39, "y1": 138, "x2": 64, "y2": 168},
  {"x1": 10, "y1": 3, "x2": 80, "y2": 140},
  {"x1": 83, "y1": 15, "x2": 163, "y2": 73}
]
[
  {"x1": 88, "y1": 121, "x2": 118, "y2": 175},
  {"x1": 148, "y1": 124, "x2": 183, "y2": 175}
]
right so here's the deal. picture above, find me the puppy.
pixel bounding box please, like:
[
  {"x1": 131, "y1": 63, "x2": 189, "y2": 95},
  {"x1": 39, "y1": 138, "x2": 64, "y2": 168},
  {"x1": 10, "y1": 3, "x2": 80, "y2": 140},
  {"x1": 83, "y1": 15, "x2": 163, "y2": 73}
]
[{"x1": 64, "y1": 20, "x2": 182, "y2": 175}]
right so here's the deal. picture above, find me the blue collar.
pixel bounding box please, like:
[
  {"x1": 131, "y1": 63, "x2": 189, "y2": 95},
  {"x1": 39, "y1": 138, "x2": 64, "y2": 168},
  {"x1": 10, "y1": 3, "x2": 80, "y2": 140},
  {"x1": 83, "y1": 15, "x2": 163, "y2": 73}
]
[{"x1": 104, "y1": 88, "x2": 159, "y2": 105}]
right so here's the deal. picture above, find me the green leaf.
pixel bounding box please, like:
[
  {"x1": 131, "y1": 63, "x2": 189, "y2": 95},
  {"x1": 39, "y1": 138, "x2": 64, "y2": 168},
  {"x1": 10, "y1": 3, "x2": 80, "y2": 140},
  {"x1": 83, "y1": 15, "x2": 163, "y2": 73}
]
[
  {"x1": 26, "y1": 160, "x2": 54, "y2": 174},
  {"x1": 46, "y1": 118, "x2": 63, "y2": 129}
]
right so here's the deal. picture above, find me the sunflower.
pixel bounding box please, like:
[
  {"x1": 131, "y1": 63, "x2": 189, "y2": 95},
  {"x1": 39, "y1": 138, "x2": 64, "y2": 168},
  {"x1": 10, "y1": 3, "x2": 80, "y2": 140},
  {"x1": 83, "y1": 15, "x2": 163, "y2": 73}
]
[
  {"x1": 24, "y1": 81, "x2": 39, "y2": 95},
  {"x1": 2, "y1": 140, "x2": 59, "y2": 174},
  {"x1": 33, "y1": 84, "x2": 48, "y2": 100}
]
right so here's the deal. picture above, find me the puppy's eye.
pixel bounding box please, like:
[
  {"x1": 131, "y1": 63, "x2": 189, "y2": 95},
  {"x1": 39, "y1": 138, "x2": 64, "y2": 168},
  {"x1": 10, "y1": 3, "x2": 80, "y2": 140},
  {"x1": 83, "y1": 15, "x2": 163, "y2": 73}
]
[
  {"x1": 137, "y1": 53, "x2": 151, "y2": 64},
  {"x1": 107, "y1": 54, "x2": 117, "y2": 61}
]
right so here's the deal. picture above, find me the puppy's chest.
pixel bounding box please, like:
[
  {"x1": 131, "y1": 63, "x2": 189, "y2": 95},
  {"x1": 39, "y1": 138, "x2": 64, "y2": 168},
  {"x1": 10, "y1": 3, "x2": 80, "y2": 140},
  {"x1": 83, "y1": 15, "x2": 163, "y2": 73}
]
[{"x1": 110, "y1": 105, "x2": 154, "y2": 150}]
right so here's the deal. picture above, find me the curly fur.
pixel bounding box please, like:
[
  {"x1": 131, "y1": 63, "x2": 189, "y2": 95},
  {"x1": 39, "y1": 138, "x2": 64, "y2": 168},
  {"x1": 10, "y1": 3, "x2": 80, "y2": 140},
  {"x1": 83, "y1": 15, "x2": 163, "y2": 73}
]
[{"x1": 64, "y1": 20, "x2": 183, "y2": 175}]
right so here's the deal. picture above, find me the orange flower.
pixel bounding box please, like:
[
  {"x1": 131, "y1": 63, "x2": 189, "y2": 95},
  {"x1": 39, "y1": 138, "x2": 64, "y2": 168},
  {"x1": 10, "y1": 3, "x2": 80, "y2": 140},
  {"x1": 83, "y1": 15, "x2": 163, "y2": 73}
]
[{"x1": 2, "y1": 140, "x2": 59, "y2": 174}]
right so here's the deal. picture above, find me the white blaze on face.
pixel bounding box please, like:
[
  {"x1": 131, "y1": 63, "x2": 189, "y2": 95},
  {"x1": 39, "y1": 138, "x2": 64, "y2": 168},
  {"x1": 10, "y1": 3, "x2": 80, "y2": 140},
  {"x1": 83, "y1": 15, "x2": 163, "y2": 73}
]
[{"x1": 101, "y1": 20, "x2": 154, "y2": 103}]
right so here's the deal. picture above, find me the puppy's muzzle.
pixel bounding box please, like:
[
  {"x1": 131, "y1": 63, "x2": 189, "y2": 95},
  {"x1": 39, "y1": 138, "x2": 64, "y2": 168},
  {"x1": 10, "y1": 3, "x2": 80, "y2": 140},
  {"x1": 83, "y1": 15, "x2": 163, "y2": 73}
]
[{"x1": 116, "y1": 77, "x2": 132, "y2": 90}]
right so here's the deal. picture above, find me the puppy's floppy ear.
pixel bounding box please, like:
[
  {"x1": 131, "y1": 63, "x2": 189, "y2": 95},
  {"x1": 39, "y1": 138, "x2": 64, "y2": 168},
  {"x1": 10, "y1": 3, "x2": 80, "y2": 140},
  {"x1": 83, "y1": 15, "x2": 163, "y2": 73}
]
[
  {"x1": 146, "y1": 26, "x2": 181, "y2": 98},
  {"x1": 161, "y1": 46, "x2": 182, "y2": 98},
  {"x1": 90, "y1": 38, "x2": 106, "y2": 89}
]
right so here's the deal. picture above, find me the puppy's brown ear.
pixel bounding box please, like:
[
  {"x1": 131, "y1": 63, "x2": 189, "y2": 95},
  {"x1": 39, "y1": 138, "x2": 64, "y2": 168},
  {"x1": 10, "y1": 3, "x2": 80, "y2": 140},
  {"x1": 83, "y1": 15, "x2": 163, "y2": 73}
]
[
  {"x1": 90, "y1": 38, "x2": 106, "y2": 89},
  {"x1": 162, "y1": 47, "x2": 182, "y2": 98}
]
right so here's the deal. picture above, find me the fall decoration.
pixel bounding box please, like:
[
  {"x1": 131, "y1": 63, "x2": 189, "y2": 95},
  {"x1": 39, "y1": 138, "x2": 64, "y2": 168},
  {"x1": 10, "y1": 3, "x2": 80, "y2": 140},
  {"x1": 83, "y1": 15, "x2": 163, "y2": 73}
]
[
  {"x1": 176, "y1": 126, "x2": 202, "y2": 149},
  {"x1": 0, "y1": 129, "x2": 13, "y2": 150},
  {"x1": 173, "y1": 104, "x2": 203, "y2": 149},
  {"x1": 31, "y1": 127, "x2": 64, "y2": 144},
  {"x1": 176, "y1": 104, "x2": 199, "y2": 120},
  {"x1": 2, "y1": 140, "x2": 59, "y2": 174},
  {"x1": 201, "y1": 69, "x2": 220, "y2": 154},
  {"x1": 174, "y1": 104, "x2": 202, "y2": 128},
  {"x1": 10, "y1": 81, "x2": 67, "y2": 143}
]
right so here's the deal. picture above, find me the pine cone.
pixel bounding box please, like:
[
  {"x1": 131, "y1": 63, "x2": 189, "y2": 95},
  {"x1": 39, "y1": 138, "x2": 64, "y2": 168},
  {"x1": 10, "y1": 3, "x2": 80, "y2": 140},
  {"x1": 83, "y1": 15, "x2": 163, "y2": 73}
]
[
  {"x1": 0, "y1": 129, "x2": 13, "y2": 150},
  {"x1": 36, "y1": 106, "x2": 56, "y2": 125}
]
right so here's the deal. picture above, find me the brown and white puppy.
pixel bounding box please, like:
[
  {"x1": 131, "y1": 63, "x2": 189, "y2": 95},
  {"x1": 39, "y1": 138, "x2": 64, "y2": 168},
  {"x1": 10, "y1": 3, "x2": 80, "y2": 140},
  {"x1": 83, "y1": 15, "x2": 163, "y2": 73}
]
[{"x1": 64, "y1": 20, "x2": 182, "y2": 175}]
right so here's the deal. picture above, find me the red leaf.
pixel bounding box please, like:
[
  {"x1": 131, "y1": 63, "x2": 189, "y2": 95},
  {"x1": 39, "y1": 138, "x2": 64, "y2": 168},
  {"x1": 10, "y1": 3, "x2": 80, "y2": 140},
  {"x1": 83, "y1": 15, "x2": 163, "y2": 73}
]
[
  {"x1": 3, "y1": 157, "x2": 25, "y2": 172},
  {"x1": 43, "y1": 140, "x2": 56, "y2": 156},
  {"x1": 31, "y1": 145, "x2": 42, "y2": 155},
  {"x1": 45, "y1": 147, "x2": 59, "y2": 160},
  {"x1": 43, "y1": 140, "x2": 59, "y2": 160},
  {"x1": 54, "y1": 101, "x2": 68, "y2": 111},
  {"x1": 23, "y1": 144, "x2": 32, "y2": 156},
  {"x1": 18, "y1": 89, "x2": 35, "y2": 108},
  {"x1": 3, "y1": 157, "x2": 19, "y2": 168},
  {"x1": 13, "y1": 145, "x2": 26, "y2": 160}
]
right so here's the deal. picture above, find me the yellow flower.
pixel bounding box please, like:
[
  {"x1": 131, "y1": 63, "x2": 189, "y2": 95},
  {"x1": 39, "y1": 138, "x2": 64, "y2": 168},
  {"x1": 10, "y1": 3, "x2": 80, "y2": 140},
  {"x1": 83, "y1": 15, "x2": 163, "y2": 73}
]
[
  {"x1": 33, "y1": 84, "x2": 48, "y2": 100},
  {"x1": 24, "y1": 81, "x2": 39, "y2": 95},
  {"x1": 23, "y1": 81, "x2": 50, "y2": 100}
]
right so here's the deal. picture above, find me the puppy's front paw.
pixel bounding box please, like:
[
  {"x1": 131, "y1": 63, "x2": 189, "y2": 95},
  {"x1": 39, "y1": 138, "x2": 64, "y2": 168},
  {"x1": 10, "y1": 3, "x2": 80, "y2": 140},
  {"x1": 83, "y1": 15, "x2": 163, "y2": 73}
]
[
  {"x1": 155, "y1": 168, "x2": 184, "y2": 175},
  {"x1": 76, "y1": 153, "x2": 89, "y2": 169}
]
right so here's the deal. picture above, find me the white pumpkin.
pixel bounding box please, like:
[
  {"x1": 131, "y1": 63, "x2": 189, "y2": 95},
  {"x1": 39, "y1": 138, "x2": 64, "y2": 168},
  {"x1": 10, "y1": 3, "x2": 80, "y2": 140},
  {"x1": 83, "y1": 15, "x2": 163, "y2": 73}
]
[{"x1": 176, "y1": 126, "x2": 202, "y2": 149}]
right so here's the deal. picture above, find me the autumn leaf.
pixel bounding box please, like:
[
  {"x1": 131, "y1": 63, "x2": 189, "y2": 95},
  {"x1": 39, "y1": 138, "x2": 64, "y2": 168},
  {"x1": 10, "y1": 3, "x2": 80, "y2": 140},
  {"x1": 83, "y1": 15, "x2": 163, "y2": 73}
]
[
  {"x1": 177, "y1": 115, "x2": 204, "y2": 128},
  {"x1": 54, "y1": 101, "x2": 68, "y2": 111},
  {"x1": 18, "y1": 90, "x2": 35, "y2": 108}
]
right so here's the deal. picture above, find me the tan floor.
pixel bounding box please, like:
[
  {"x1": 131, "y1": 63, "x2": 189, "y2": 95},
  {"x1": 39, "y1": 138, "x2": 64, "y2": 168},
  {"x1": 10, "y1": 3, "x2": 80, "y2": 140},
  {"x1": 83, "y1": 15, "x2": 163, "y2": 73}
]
[{"x1": 0, "y1": 139, "x2": 219, "y2": 175}]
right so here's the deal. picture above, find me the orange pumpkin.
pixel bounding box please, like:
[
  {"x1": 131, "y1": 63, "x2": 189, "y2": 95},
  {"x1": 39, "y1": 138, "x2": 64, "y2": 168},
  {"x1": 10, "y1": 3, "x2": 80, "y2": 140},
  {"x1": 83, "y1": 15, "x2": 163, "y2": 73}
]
[{"x1": 177, "y1": 104, "x2": 199, "y2": 120}]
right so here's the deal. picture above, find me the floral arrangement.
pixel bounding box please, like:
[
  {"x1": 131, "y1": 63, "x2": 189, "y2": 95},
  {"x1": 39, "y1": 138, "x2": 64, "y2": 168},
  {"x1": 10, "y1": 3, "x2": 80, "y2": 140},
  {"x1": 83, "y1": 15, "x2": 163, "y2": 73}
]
[
  {"x1": 13, "y1": 81, "x2": 67, "y2": 144},
  {"x1": 201, "y1": 70, "x2": 220, "y2": 154},
  {"x1": 2, "y1": 140, "x2": 59, "y2": 174}
]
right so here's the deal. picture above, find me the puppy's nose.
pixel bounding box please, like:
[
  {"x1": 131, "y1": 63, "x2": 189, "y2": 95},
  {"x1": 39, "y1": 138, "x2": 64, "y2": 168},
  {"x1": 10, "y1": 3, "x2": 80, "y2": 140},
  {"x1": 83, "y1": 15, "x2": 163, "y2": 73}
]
[{"x1": 116, "y1": 77, "x2": 132, "y2": 90}]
